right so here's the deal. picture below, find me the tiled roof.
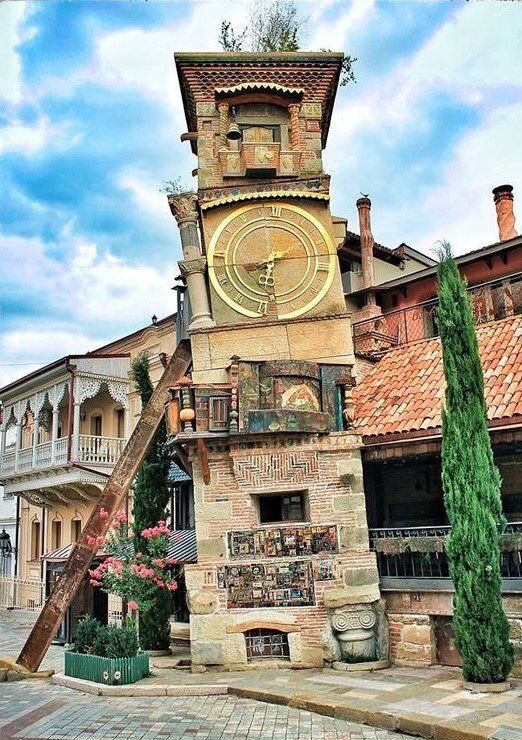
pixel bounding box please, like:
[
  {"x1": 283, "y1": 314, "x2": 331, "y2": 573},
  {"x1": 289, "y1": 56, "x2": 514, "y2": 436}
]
[
  {"x1": 168, "y1": 462, "x2": 191, "y2": 484},
  {"x1": 354, "y1": 315, "x2": 522, "y2": 439}
]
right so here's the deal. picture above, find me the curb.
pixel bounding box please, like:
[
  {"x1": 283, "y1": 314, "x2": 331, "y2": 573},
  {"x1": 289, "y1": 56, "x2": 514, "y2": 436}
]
[
  {"x1": 51, "y1": 673, "x2": 228, "y2": 697},
  {"x1": 227, "y1": 686, "x2": 497, "y2": 740}
]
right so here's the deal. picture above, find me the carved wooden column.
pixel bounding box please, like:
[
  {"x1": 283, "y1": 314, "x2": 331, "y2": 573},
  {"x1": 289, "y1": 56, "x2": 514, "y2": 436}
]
[
  {"x1": 0, "y1": 418, "x2": 6, "y2": 474},
  {"x1": 288, "y1": 103, "x2": 301, "y2": 151},
  {"x1": 14, "y1": 403, "x2": 22, "y2": 472},
  {"x1": 51, "y1": 405, "x2": 59, "y2": 464},
  {"x1": 32, "y1": 396, "x2": 40, "y2": 469},
  {"x1": 218, "y1": 102, "x2": 229, "y2": 147},
  {"x1": 229, "y1": 355, "x2": 240, "y2": 433},
  {"x1": 169, "y1": 192, "x2": 215, "y2": 330},
  {"x1": 179, "y1": 376, "x2": 195, "y2": 433}
]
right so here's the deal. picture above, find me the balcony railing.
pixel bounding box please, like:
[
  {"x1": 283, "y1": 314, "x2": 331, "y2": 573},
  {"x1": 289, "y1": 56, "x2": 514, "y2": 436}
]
[
  {"x1": 353, "y1": 272, "x2": 522, "y2": 355},
  {"x1": 78, "y1": 435, "x2": 125, "y2": 465},
  {"x1": 369, "y1": 523, "x2": 522, "y2": 581},
  {"x1": 0, "y1": 435, "x2": 126, "y2": 477}
]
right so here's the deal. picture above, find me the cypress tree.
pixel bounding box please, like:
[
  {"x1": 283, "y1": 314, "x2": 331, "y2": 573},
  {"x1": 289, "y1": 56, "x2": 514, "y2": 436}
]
[
  {"x1": 131, "y1": 352, "x2": 172, "y2": 650},
  {"x1": 437, "y1": 242, "x2": 513, "y2": 683}
]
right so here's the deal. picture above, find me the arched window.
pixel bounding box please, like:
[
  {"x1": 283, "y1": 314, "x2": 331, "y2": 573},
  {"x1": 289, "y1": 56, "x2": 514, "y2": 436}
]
[
  {"x1": 71, "y1": 518, "x2": 82, "y2": 543},
  {"x1": 51, "y1": 518, "x2": 62, "y2": 550}
]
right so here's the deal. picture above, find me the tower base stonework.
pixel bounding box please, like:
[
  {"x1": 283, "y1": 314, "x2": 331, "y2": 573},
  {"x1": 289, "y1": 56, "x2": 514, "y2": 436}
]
[{"x1": 183, "y1": 432, "x2": 385, "y2": 670}]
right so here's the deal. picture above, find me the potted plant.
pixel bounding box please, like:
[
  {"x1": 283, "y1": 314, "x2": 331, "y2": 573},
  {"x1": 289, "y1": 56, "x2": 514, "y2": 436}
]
[{"x1": 65, "y1": 616, "x2": 149, "y2": 685}]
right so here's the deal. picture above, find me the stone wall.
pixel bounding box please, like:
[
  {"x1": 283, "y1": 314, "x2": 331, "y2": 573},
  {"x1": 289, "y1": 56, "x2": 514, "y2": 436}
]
[
  {"x1": 385, "y1": 590, "x2": 522, "y2": 676},
  {"x1": 184, "y1": 432, "x2": 382, "y2": 670}
]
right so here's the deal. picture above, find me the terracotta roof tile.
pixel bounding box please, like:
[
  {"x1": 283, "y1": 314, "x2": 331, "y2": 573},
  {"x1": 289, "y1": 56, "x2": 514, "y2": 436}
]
[{"x1": 354, "y1": 315, "x2": 522, "y2": 438}]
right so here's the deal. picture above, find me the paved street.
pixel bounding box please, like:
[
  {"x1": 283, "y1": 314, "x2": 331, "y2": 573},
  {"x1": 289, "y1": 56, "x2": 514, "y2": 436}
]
[{"x1": 0, "y1": 610, "x2": 406, "y2": 739}]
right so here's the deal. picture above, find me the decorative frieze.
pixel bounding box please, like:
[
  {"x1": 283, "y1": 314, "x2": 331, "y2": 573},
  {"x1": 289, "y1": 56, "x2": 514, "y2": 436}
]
[
  {"x1": 218, "y1": 560, "x2": 315, "y2": 608},
  {"x1": 233, "y1": 450, "x2": 319, "y2": 488},
  {"x1": 227, "y1": 524, "x2": 338, "y2": 560}
]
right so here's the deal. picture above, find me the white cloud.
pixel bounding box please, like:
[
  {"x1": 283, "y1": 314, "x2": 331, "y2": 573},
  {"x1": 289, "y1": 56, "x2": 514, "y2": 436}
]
[
  {"x1": 0, "y1": 226, "x2": 175, "y2": 349},
  {"x1": 0, "y1": 3, "x2": 29, "y2": 104},
  {"x1": 326, "y1": 3, "x2": 522, "y2": 254},
  {"x1": 414, "y1": 104, "x2": 522, "y2": 253},
  {"x1": 307, "y1": 0, "x2": 376, "y2": 50},
  {"x1": 0, "y1": 115, "x2": 81, "y2": 156},
  {"x1": 117, "y1": 168, "x2": 173, "y2": 220}
]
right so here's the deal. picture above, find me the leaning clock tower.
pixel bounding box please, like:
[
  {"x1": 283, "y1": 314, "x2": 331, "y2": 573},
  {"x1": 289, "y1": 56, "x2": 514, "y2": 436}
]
[{"x1": 168, "y1": 53, "x2": 386, "y2": 670}]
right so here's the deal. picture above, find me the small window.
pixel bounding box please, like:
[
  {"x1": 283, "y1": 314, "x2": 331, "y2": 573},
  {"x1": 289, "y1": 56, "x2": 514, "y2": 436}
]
[
  {"x1": 31, "y1": 521, "x2": 41, "y2": 561},
  {"x1": 259, "y1": 493, "x2": 305, "y2": 524},
  {"x1": 209, "y1": 397, "x2": 229, "y2": 431},
  {"x1": 71, "y1": 519, "x2": 82, "y2": 543},
  {"x1": 51, "y1": 520, "x2": 62, "y2": 550},
  {"x1": 245, "y1": 628, "x2": 289, "y2": 660}
]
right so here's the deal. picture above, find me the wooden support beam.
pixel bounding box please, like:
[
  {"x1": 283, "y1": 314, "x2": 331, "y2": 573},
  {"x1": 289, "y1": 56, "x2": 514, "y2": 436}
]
[
  {"x1": 196, "y1": 437, "x2": 210, "y2": 485},
  {"x1": 172, "y1": 442, "x2": 192, "y2": 478},
  {"x1": 17, "y1": 341, "x2": 192, "y2": 672}
]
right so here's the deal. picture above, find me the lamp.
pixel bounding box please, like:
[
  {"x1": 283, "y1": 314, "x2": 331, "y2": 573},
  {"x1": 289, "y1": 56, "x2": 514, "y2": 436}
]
[{"x1": 0, "y1": 529, "x2": 12, "y2": 557}]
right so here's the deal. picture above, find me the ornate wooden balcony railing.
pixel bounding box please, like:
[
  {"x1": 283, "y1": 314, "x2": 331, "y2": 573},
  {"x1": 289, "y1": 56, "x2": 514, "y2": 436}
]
[
  {"x1": 369, "y1": 523, "x2": 522, "y2": 581},
  {"x1": 353, "y1": 271, "x2": 522, "y2": 355},
  {"x1": 0, "y1": 435, "x2": 126, "y2": 477}
]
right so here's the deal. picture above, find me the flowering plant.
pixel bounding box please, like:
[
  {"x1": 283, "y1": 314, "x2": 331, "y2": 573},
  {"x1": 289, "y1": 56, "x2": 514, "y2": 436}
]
[{"x1": 88, "y1": 509, "x2": 178, "y2": 613}]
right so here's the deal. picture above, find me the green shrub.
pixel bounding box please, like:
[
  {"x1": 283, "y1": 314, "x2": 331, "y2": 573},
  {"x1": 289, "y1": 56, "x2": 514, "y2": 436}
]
[
  {"x1": 105, "y1": 619, "x2": 139, "y2": 659},
  {"x1": 73, "y1": 616, "x2": 102, "y2": 654},
  {"x1": 90, "y1": 619, "x2": 139, "y2": 659}
]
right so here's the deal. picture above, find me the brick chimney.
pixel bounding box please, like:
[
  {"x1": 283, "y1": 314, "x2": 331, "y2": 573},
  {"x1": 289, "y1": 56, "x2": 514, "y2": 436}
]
[
  {"x1": 492, "y1": 184, "x2": 518, "y2": 242},
  {"x1": 356, "y1": 196, "x2": 380, "y2": 317}
]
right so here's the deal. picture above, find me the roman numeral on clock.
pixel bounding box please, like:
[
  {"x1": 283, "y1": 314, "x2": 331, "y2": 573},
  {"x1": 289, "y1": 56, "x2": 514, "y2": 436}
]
[
  {"x1": 310, "y1": 285, "x2": 318, "y2": 295},
  {"x1": 256, "y1": 300, "x2": 268, "y2": 315},
  {"x1": 317, "y1": 262, "x2": 329, "y2": 271},
  {"x1": 214, "y1": 251, "x2": 225, "y2": 260},
  {"x1": 218, "y1": 274, "x2": 228, "y2": 285},
  {"x1": 270, "y1": 205, "x2": 282, "y2": 218},
  {"x1": 235, "y1": 294, "x2": 244, "y2": 305}
]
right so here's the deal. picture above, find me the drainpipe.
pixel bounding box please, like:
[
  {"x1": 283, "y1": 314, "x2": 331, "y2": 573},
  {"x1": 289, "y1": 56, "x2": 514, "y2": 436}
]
[{"x1": 492, "y1": 184, "x2": 518, "y2": 242}]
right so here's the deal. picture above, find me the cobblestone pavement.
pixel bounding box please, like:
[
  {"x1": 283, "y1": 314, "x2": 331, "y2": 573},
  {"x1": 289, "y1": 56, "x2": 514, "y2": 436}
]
[
  {"x1": 0, "y1": 611, "x2": 407, "y2": 739},
  {"x1": 0, "y1": 609, "x2": 64, "y2": 672},
  {"x1": 0, "y1": 681, "x2": 407, "y2": 739}
]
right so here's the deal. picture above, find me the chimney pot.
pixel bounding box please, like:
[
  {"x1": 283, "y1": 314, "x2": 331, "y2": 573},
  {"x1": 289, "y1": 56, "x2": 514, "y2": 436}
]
[{"x1": 492, "y1": 184, "x2": 517, "y2": 242}]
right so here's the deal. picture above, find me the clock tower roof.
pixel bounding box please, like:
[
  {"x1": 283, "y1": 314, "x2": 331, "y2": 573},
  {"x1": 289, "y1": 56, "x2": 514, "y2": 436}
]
[{"x1": 174, "y1": 51, "x2": 344, "y2": 150}]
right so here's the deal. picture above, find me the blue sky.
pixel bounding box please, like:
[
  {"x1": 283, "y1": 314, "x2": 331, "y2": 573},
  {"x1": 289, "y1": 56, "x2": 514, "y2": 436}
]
[{"x1": 1, "y1": 0, "x2": 521, "y2": 387}]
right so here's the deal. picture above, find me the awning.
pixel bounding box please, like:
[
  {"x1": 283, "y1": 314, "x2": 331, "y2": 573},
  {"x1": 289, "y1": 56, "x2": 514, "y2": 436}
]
[
  {"x1": 168, "y1": 461, "x2": 191, "y2": 484},
  {"x1": 168, "y1": 529, "x2": 197, "y2": 563},
  {"x1": 42, "y1": 529, "x2": 197, "y2": 565}
]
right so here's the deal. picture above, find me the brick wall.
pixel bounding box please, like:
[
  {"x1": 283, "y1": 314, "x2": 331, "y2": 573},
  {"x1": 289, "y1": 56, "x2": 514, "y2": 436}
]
[{"x1": 184, "y1": 432, "x2": 380, "y2": 669}]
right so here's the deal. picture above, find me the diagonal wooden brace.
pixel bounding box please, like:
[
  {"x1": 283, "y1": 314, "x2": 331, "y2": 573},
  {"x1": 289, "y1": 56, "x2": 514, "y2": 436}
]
[{"x1": 17, "y1": 341, "x2": 192, "y2": 673}]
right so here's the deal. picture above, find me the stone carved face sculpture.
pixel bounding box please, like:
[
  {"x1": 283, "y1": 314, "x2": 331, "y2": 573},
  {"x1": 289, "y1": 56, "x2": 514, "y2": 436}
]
[{"x1": 331, "y1": 608, "x2": 377, "y2": 662}]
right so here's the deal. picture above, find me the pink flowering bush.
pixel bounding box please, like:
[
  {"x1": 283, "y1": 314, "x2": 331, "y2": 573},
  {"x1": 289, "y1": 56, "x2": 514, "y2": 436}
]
[{"x1": 88, "y1": 510, "x2": 178, "y2": 614}]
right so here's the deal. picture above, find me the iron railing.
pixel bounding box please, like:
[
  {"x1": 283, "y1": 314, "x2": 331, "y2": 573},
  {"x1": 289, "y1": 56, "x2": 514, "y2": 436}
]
[
  {"x1": 369, "y1": 522, "x2": 522, "y2": 580},
  {"x1": 353, "y1": 272, "x2": 522, "y2": 354}
]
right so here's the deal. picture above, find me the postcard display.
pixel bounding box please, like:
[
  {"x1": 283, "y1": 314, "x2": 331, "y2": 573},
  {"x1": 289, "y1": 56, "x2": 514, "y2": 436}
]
[{"x1": 218, "y1": 525, "x2": 338, "y2": 609}]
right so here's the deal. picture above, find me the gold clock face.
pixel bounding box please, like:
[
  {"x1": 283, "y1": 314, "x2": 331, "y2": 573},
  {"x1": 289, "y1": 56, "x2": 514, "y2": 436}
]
[{"x1": 207, "y1": 202, "x2": 336, "y2": 320}]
